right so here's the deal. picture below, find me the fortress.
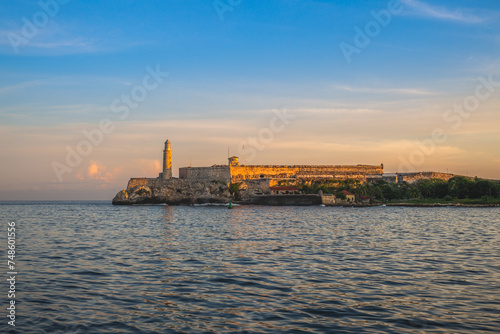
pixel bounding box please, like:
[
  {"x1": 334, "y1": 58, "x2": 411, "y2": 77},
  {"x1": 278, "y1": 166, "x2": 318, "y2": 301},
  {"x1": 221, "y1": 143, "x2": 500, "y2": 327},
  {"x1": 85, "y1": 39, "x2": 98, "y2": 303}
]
[
  {"x1": 135, "y1": 139, "x2": 384, "y2": 186},
  {"x1": 112, "y1": 139, "x2": 458, "y2": 205}
]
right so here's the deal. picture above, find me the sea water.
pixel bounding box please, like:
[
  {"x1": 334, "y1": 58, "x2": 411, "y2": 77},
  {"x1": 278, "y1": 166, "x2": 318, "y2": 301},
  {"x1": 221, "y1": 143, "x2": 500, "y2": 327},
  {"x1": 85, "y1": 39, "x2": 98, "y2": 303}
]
[{"x1": 0, "y1": 201, "x2": 499, "y2": 333}]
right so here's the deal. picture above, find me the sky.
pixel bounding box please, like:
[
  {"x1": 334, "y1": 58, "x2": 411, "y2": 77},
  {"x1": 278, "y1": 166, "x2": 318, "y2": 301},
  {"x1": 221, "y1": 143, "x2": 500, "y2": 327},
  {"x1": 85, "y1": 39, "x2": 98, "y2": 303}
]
[{"x1": 0, "y1": 0, "x2": 499, "y2": 200}]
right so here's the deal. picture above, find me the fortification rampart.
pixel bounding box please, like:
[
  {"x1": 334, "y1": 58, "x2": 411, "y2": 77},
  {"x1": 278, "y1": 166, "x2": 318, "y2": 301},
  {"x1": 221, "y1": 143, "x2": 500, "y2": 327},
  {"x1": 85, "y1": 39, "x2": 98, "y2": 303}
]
[
  {"x1": 230, "y1": 165, "x2": 299, "y2": 181},
  {"x1": 127, "y1": 177, "x2": 179, "y2": 190},
  {"x1": 127, "y1": 178, "x2": 150, "y2": 189},
  {"x1": 179, "y1": 166, "x2": 230, "y2": 182},
  {"x1": 397, "y1": 172, "x2": 457, "y2": 184},
  {"x1": 230, "y1": 165, "x2": 383, "y2": 181}
]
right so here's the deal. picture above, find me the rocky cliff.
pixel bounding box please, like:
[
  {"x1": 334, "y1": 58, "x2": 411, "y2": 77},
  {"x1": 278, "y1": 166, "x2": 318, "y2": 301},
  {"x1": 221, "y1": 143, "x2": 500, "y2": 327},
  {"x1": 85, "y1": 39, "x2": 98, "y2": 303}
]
[
  {"x1": 112, "y1": 177, "x2": 322, "y2": 206},
  {"x1": 112, "y1": 178, "x2": 231, "y2": 205}
]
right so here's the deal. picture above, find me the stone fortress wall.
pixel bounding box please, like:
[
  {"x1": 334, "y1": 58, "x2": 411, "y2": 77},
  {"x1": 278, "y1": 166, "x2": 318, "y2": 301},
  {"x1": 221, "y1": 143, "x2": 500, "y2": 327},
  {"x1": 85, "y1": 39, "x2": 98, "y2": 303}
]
[
  {"x1": 127, "y1": 177, "x2": 150, "y2": 189},
  {"x1": 397, "y1": 172, "x2": 459, "y2": 184},
  {"x1": 176, "y1": 156, "x2": 384, "y2": 183},
  {"x1": 175, "y1": 164, "x2": 384, "y2": 183},
  {"x1": 127, "y1": 170, "x2": 468, "y2": 192},
  {"x1": 229, "y1": 164, "x2": 384, "y2": 182},
  {"x1": 179, "y1": 166, "x2": 231, "y2": 182},
  {"x1": 230, "y1": 155, "x2": 383, "y2": 182},
  {"x1": 127, "y1": 177, "x2": 183, "y2": 189}
]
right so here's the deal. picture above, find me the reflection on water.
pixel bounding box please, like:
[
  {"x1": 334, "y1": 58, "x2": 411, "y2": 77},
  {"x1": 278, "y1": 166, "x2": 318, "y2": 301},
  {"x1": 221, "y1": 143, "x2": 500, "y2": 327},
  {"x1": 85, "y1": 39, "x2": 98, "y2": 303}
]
[{"x1": 1, "y1": 202, "x2": 499, "y2": 333}]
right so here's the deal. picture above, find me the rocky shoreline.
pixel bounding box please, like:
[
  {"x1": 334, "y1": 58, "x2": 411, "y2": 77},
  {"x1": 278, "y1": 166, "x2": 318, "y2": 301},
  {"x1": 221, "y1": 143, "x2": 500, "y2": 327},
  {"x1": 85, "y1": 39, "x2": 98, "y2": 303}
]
[
  {"x1": 112, "y1": 179, "x2": 231, "y2": 205},
  {"x1": 112, "y1": 178, "x2": 499, "y2": 207}
]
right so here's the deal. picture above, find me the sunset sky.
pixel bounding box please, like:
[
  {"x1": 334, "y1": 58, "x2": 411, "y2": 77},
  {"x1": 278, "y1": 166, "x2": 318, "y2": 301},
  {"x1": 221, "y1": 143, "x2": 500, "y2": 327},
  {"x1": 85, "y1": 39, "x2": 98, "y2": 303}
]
[{"x1": 1, "y1": 0, "x2": 499, "y2": 200}]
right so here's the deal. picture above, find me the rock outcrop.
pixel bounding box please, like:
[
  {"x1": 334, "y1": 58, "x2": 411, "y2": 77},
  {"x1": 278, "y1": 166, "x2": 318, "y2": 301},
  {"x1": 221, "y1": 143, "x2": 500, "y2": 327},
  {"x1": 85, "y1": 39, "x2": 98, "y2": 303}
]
[
  {"x1": 112, "y1": 178, "x2": 231, "y2": 205},
  {"x1": 112, "y1": 177, "x2": 323, "y2": 206}
]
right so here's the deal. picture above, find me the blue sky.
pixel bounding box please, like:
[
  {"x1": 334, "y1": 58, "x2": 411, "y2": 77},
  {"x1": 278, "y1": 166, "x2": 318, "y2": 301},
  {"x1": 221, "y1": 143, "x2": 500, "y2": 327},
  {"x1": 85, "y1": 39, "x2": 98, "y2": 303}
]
[{"x1": 1, "y1": 0, "x2": 499, "y2": 199}]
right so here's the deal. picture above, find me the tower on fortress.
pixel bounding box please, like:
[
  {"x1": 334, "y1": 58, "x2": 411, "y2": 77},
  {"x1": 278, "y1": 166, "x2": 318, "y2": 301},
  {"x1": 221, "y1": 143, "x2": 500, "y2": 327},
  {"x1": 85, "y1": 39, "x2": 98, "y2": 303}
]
[{"x1": 161, "y1": 139, "x2": 172, "y2": 179}]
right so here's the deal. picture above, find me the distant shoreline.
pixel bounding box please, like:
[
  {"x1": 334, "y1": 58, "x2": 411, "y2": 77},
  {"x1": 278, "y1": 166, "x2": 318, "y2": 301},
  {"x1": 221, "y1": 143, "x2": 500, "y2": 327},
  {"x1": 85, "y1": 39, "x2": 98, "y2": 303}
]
[
  {"x1": 387, "y1": 202, "x2": 500, "y2": 207},
  {"x1": 319, "y1": 202, "x2": 500, "y2": 208}
]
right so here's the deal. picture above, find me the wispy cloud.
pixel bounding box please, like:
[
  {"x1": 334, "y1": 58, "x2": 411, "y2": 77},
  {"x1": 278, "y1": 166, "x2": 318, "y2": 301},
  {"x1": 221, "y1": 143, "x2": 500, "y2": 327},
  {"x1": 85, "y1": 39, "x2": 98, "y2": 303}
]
[
  {"x1": 0, "y1": 19, "x2": 142, "y2": 55},
  {"x1": 293, "y1": 107, "x2": 382, "y2": 115},
  {"x1": 29, "y1": 38, "x2": 97, "y2": 50},
  {"x1": 0, "y1": 80, "x2": 47, "y2": 95},
  {"x1": 0, "y1": 27, "x2": 100, "y2": 55},
  {"x1": 0, "y1": 104, "x2": 109, "y2": 119},
  {"x1": 334, "y1": 85, "x2": 434, "y2": 96},
  {"x1": 400, "y1": 0, "x2": 483, "y2": 23}
]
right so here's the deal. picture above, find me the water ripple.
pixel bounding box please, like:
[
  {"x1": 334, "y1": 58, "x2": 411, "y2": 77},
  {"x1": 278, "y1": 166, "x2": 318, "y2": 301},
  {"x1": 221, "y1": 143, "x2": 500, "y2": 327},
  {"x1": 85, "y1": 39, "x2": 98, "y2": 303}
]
[{"x1": 0, "y1": 202, "x2": 499, "y2": 333}]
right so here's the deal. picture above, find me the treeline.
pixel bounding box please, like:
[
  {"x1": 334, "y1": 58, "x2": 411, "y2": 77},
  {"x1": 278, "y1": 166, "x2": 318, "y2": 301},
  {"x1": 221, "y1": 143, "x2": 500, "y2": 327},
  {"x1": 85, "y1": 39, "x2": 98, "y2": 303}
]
[{"x1": 298, "y1": 176, "x2": 500, "y2": 202}]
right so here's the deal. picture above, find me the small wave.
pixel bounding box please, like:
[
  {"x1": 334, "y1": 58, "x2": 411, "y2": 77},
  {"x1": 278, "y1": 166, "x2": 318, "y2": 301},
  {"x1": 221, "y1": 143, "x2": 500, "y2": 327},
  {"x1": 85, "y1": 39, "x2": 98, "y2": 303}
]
[
  {"x1": 71, "y1": 270, "x2": 108, "y2": 276},
  {"x1": 131, "y1": 203, "x2": 167, "y2": 206},
  {"x1": 192, "y1": 203, "x2": 240, "y2": 207}
]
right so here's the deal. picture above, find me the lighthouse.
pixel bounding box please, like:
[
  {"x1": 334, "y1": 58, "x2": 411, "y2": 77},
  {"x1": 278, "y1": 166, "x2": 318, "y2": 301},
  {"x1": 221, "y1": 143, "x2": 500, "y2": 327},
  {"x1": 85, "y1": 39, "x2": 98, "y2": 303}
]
[{"x1": 162, "y1": 139, "x2": 172, "y2": 179}]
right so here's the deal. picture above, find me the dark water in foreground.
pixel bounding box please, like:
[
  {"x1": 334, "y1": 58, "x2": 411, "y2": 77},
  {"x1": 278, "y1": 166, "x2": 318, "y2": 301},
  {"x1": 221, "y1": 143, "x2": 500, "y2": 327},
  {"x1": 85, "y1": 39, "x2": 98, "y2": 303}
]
[{"x1": 0, "y1": 202, "x2": 499, "y2": 333}]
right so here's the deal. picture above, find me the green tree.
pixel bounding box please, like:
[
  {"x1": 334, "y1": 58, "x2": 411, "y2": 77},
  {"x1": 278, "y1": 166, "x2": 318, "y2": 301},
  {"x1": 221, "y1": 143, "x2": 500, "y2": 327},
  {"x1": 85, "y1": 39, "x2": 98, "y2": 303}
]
[
  {"x1": 433, "y1": 180, "x2": 449, "y2": 198},
  {"x1": 470, "y1": 180, "x2": 493, "y2": 199},
  {"x1": 335, "y1": 191, "x2": 346, "y2": 200},
  {"x1": 382, "y1": 184, "x2": 398, "y2": 201},
  {"x1": 448, "y1": 176, "x2": 473, "y2": 199},
  {"x1": 417, "y1": 180, "x2": 433, "y2": 198}
]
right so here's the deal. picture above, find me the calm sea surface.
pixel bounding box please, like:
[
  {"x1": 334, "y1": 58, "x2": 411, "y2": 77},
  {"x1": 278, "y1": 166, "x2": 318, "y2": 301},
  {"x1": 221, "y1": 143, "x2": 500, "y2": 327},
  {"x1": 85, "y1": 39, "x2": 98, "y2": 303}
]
[{"x1": 0, "y1": 201, "x2": 499, "y2": 333}]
